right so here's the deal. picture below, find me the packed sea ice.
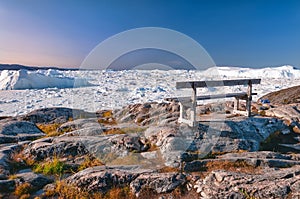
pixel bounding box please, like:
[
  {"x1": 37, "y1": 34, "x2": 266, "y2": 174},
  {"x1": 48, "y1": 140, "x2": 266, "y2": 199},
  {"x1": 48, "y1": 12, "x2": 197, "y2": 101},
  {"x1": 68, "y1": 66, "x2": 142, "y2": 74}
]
[{"x1": 0, "y1": 65, "x2": 299, "y2": 116}]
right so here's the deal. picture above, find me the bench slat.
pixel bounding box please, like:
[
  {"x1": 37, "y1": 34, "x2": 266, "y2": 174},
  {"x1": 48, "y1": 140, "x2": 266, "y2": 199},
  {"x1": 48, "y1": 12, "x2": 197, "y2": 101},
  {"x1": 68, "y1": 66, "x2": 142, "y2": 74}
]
[
  {"x1": 165, "y1": 92, "x2": 258, "y2": 102},
  {"x1": 176, "y1": 79, "x2": 261, "y2": 89}
]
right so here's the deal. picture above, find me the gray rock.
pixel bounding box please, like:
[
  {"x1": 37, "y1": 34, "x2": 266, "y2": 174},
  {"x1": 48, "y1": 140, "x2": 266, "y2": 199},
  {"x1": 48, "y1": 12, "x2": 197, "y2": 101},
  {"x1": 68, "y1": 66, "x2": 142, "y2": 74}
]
[
  {"x1": 0, "y1": 135, "x2": 18, "y2": 144},
  {"x1": 16, "y1": 170, "x2": 53, "y2": 191},
  {"x1": 21, "y1": 107, "x2": 96, "y2": 124},
  {"x1": 184, "y1": 151, "x2": 300, "y2": 172},
  {"x1": 193, "y1": 166, "x2": 300, "y2": 198},
  {"x1": 130, "y1": 172, "x2": 186, "y2": 196},
  {"x1": 110, "y1": 134, "x2": 149, "y2": 152},
  {"x1": 0, "y1": 120, "x2": 45, "y2": 144},
  {"x1": 0, "y1": 179, "x2": 15, "y2": 192},
  {"x1": 114, "y1": 102, "x2": 180, "y2": 126},
  {"x1": 66, "y1": 165, "x2": 152, "y2": 193},
  {"x1": 0, "y1": 144, "x2": 23, "y2": 178},
  {"x1": 188, "y1": 117, "x2": 288, "y2": 154},
  {"x1": 23, "y1": 136, "x2": 89, "y2": 161},
  {"x1": 57, "y1": 118, "x2": 102, "y2": 132},
  {"x1": 61, "y1": 126, "x2": 105, "y2": 137}
]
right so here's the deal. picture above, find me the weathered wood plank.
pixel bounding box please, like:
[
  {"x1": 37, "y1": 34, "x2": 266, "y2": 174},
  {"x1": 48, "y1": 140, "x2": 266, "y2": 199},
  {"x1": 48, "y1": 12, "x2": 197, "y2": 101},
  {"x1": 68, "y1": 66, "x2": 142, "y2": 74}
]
[
  {"x1": 165, "y1": 92, "x2": 256, "y2": 102},
  {"x1": 176, "y1": 79, "x2": 261, "y2": 89}
]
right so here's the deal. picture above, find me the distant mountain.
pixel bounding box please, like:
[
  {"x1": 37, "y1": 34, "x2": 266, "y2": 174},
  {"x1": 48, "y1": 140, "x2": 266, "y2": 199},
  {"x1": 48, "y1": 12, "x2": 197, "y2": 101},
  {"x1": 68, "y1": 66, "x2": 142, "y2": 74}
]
[{"x1": 0, "y1": 64, "x2": 79, "y2": 71}]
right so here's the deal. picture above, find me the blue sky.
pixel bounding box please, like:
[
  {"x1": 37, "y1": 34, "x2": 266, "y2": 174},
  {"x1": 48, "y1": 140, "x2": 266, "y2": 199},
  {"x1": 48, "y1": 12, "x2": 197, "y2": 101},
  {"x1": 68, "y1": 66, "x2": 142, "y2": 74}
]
[{"x1": 0, "y1": 0, "x2": 299, "y2": 68}]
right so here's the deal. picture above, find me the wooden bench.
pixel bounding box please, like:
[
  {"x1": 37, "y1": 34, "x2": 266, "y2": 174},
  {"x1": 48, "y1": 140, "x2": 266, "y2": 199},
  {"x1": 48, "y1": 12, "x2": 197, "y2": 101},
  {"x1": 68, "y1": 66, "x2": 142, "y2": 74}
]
[{"x1": 166, "y1": 79, "x2": 261, "y2": 127}]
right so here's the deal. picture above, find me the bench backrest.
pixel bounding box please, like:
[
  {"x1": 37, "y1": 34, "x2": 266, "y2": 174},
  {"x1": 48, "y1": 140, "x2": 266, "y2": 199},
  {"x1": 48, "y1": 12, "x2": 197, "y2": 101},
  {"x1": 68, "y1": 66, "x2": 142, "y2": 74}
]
[{"x1": 176, "y1": 79, "x2": 261, "y2": 89}]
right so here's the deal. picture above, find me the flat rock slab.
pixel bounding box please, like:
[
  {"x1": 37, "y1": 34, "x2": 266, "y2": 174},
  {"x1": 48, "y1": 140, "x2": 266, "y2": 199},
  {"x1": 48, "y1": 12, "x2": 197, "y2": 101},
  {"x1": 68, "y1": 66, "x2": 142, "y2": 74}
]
[
  {"x1": 0, "y1": 120, "x2": 44, "y2": 144},
  {"x1": 66, "y1": 165, "x2": 153, "y2": 193},
  {"x1": 194, "y1": 165, "x2": 300, "y2": 198},
  {"x1": 16, "y1": 170, "x2": 53, "y2": 191}
]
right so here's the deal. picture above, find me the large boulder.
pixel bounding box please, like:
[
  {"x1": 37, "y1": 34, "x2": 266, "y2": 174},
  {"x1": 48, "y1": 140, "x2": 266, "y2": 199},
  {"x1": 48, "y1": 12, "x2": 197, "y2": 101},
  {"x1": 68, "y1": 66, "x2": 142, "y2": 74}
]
[
  {"x1": 66, "y1": 165, "x2": 151, "y2": 193},
  {"x1": 114, "y1": 102, "x2": 179, "y2": 126},
  {"x1": 130, "y1": 172, "x2": 186, "y2": 196},
  {"x1": 23, "y1": 137, "x2": 89, "y2": 161},
  {"x1": 15, "y1": 169, "x2": 53, "y2": 191},
  {"x1": 0, "y1": 120, "x2": 44, "y2": 144}
]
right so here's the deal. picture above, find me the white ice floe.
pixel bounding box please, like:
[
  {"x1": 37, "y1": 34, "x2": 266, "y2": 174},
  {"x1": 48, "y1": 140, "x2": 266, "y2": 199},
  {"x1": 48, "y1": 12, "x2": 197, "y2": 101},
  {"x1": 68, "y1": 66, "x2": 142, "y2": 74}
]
[
  {"x1": 0, "y1": 69, "x2": 92, "y2": 90},
  {"x1": 0, "y1": 65, "x2": 299, "y2": 116}
]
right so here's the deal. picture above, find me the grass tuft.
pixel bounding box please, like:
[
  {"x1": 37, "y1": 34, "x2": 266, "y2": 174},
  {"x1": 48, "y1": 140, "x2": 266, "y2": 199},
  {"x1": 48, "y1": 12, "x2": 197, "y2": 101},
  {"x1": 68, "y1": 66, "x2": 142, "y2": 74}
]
[
  {"x1": 45, "y1": 181, "x2": 136, "y2": 199},
  {"x1": 34, "y1": 157, "x2": 66, "y2": 176},
  {"x1": 104, "y1": 126, "x2": 146, "y2": 135},
  {"x1": 205, "y1": 160, "x2": 260, "y2": 174},
  {"x1": 37, "y1": 123, "x2": 72, "y2": 137},
  {"x1": 78, "y1": 156, "x2": 104, "y2": 171}
]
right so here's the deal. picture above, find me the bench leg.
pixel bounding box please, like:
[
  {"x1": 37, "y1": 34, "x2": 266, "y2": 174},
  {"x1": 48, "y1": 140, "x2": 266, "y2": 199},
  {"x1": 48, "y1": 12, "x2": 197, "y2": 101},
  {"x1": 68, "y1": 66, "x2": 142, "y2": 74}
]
[
  {"x1": 178, "y1": 102, "x2": 196, "y2": 127},
  {"x1": 246, "y1": 81, "x2": 252, "y2": 117},
  {"x1": 234, "y1": 97, "x2": 239, "y2": 111},
  {"x1": 246, "y1": 98, "x2": 251, "y2": 117},
  {"x1": 191, "y1": 86, "x2": 197, "y2": 127},
  {"x1": 179, "y1": 102, "x2": 184, "y2": 123}
]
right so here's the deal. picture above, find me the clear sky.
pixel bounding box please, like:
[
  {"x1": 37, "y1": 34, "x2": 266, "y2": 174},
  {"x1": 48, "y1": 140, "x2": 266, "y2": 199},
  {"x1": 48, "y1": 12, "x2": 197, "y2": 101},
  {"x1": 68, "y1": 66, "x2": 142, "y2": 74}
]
[{"x1": 0, "y1": 0, "x2": 299, "y2": 68}]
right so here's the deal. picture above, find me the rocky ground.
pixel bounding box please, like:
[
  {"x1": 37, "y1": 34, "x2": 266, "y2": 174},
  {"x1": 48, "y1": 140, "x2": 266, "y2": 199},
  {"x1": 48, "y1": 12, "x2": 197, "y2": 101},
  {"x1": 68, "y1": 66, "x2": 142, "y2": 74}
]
[
  {"x1": 0, "y1": 88, "x2": 300, "y2": 198},
  {"x1": 259, "y1": 85, "x2": 300, "y2": 105}
]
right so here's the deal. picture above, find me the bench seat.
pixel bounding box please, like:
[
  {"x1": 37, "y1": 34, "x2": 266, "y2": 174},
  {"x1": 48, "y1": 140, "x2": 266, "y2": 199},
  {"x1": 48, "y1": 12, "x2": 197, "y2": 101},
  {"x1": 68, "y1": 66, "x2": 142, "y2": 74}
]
[{"x1": 166, "y1": 92, "x2": 258, "y2": 102}]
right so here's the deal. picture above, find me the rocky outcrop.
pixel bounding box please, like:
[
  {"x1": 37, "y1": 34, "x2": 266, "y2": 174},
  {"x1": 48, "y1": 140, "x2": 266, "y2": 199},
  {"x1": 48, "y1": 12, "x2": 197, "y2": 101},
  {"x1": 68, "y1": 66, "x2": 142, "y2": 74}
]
[
  {"x1": 66, "y1": 165, "x2": 150, "y2": 193},
  {"x1": 0, "y1": 120, "x2": 45, "y2": 144},
  {"x1": 113, "y1": 102, "x2": 180, "y2": 126},
  {"x1": 263, "y1": 104, "x2": 300, "y2": 134},
  {"x1": 184, "y1": 151, "x2": 300, "y2": 172},
  {"x1": 58, "y1": 118, "x2": 106, "y2": 136},
  {"x1": 57, "y1": 118, "x2": 102, "y2": 132},
  {"x1": 21, "y1": 107, "x2": 96, "y2": 124},
  {"x1": 23, "y1": 137, "x2": 89, "y2": 161},
  {"x1": 259, "y1": 85, "x2": 300, "y2": 105},
  {"x1": 194, "y1": 165, "x2": 300, "y2": 198},
  {"x1": 143, "y1": 117, "x2": 291, "y2": 167},
  {"x1": 15, "y1": 169, "x2": 53, "y2": 191},
  {"x1": 0, "y1": 99, "x2": 299, "y2": 197},
  {"x1": 110, "y1": 134, "x2": 149, "y2": 152},
  {"x1": 65, "y1": 165, "x2": 186, "y2": 196},
  {"x1": 130, "y1": 172, "x2": 186, "y2": 196}
]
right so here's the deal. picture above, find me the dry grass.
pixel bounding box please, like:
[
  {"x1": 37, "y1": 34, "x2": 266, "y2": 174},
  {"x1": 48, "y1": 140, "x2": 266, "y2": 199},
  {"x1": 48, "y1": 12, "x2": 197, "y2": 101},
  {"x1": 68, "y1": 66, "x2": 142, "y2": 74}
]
[
  {"x1": 158, "y1": 166, "x2": 180, "y2": 173},
  {"x1": 104, "y1": 126, "x2": 146, "y2": 135},
  {"x1": 37, "y1": 123, "x2": 63, "y2": 137},
  {"x1": 14, "y1": 183, "x2": 32, "y2": 198},
  {"x1": 8, "y1": 174, "x2": 18, "y2": 180},
  {"x1": 205, "y1": 160, "x2": 260, "y2": 174},
  {"x1": 147, "y1": 143, "x2": 158, "y2": 152},
  {"x1": 37, "y1": 120, "x2": 74, "y2": 137},
  {"x1": 104, "y1": 128, "x2": 126, "y2": 135},
  {"x1": 98, "y1": 110, "x2": 117, "y2": 125},
  {"x1": 45, "y1": 180, "x2": 103, "y2": 199},
  {"x1": 104, "y1": 187, "x2": 136, "y2": 199},
  {"x1": 45, "y1": 181, "x2": 136, "y2": 199},
  {"x1": 78, "y1": 156, "x2": 104, "y2": 171}
]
